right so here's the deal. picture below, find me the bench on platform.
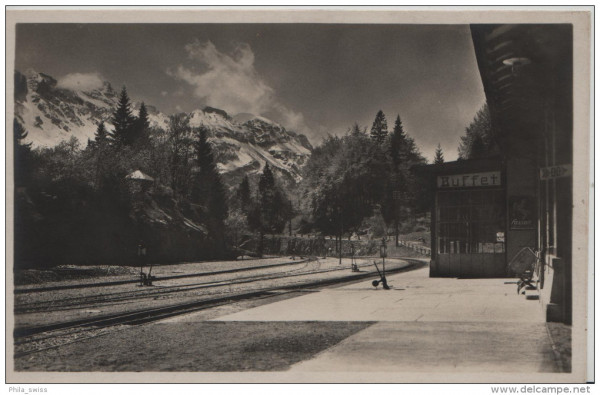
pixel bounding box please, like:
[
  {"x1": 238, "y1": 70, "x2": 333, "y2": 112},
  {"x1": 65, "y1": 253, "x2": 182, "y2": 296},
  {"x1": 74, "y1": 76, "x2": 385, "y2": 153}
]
[{"x1": 508, "y1": 247, "x2": 541, "y2": 295}]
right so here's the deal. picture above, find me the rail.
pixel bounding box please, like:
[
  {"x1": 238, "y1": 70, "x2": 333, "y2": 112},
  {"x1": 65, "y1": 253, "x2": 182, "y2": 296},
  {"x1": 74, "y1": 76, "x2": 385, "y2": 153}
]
[{"x1": 14, "y1": 259, "x2": 427, "y2": 358}]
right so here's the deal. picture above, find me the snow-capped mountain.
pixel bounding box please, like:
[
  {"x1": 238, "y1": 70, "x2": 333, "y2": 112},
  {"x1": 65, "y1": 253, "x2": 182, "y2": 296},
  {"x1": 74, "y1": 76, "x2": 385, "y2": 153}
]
[
  {"x1": 14, "y1": 70, "x2": 313, "y2": 185},
  {"x1": 14, "y1": 69, "x2": 119, "y2": 147}
]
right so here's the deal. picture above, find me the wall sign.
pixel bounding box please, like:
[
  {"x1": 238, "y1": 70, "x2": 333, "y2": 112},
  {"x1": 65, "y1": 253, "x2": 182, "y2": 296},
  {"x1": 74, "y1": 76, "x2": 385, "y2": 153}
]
[
  {"x1": 540, "y1": 164, "x2": 572, "y2": 180},
  {"x1": 496, "y1": 232, "x2": 505, "y2": 243},
  {"x1": 509, "y1": 195, "x2": 536, "y2": 230},
  {"x1": 437, "y1": 171, "x2": 501, "y2": 188}
]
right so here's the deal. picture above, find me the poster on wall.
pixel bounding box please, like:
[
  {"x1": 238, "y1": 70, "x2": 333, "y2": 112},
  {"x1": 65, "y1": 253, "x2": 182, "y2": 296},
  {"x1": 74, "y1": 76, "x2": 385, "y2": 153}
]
[{"x1": 509, "y1": 195, "x2": 536, "y2": 230}]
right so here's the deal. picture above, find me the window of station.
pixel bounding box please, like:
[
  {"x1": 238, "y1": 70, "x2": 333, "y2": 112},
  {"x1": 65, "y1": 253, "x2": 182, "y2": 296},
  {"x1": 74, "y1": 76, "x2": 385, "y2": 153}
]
[{"x1": 436, "y1": 189, "x2": 505, "y2": 254}]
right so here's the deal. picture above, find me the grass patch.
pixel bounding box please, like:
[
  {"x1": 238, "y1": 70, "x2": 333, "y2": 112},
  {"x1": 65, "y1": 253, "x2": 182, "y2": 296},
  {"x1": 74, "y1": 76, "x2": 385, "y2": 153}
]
[
  {"x1": 547, "y1": 322, "x2": 571, "y2": 372},
  {"x1": 16, "y1": 321, "x2": 373, "y2": 372}
]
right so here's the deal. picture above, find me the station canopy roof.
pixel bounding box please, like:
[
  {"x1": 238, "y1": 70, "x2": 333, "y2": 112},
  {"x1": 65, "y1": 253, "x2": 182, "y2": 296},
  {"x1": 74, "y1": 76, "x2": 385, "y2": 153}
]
[{"x1": 412, "y1": 157, "x2": 503, "y2": 177}]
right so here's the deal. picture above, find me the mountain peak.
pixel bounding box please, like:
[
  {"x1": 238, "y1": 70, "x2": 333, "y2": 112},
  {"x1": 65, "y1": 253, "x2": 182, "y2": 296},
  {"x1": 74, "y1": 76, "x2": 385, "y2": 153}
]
[
  {"x1": 21, "y1": 69, "x2": 57, "y2": 89},
  {"x1": 202, "y1": 106, "x2": 230, "y2": 120},
  {"x1": 23, "y1": 68, "x2": 40, "y2": 79},
  {"x1": 242, "y1": 116, "x2": 284, "y2": 133},
  {"x1": 100, "y1": 80, "x2": 115, "y2": 94}
]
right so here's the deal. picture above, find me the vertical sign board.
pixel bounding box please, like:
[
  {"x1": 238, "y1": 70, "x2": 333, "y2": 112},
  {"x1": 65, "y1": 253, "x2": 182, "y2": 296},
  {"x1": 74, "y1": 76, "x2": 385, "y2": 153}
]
[{"x1": 509, "y1": 195, "x2": 536, "y2": 230}]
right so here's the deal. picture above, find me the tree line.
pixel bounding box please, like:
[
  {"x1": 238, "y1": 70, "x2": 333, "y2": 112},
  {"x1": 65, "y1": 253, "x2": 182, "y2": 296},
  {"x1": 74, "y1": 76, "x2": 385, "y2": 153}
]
[
  {"x1": 14, "y1": 86, "x2": 231, "y2": 267},
  {"x1": 14, "y1": 87, "x2": 493, "y2": 267},
  {"x1": 297, "y1": 110, "x2": 427, "y2": 247},
  {"x1": 226, "y1": 163, "x2": 293, "y2": 256},
  {"x1": 458, "y1": 103, "x2": 497, "y2": 160}
]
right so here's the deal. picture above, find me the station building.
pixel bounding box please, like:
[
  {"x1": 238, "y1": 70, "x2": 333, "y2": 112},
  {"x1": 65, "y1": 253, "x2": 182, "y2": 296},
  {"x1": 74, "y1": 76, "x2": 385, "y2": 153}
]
[{"x1": 416, "y1": 24, "x2": 573, "y2": 323}]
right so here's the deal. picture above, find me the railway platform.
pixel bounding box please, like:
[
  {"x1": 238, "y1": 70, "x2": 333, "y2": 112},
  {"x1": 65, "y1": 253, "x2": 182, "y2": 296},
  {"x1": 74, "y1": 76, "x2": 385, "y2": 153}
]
[
  {"x1": 13, "y1": 259, "x2": 565, "y2": 380},
  {"x1": 214, "y1": 264, "x2": 561, "y2": 377}
]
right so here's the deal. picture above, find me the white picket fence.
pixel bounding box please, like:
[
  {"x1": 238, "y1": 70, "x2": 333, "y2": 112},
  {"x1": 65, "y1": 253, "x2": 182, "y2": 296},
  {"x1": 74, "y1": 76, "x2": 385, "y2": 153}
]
[{"x1": 397, "y1": 240, "x2": 431, "y2": 256}]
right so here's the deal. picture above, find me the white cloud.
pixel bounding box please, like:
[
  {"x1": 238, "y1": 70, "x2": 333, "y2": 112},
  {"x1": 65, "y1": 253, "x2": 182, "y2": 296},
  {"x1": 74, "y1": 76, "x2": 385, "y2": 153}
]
[
  {"x1": 56, "y1": 72, "x2": 104, "y2": 91},
  {"x1": 168, "y1": 40, "x2": 312, "y2": 137}
]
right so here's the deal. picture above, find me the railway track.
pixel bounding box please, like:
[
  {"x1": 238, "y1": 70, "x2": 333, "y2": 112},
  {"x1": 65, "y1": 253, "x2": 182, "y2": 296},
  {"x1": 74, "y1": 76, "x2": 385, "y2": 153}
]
[
  {"x1": 15, "y1": 256, "x2": 387, "y2": 314},
  {"x1": 15, "y1": 257, "x2": 319, "y2": 313},
  {"x1": 14, "y1": 256, "x2": 314, "y2": 294},
  {"x1": 13, "y1": 258, "x2": 427, "y2": 358}
]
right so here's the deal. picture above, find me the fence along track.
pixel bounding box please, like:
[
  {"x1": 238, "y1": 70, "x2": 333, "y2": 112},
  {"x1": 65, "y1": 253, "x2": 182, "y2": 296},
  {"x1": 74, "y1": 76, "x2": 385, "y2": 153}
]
[{"x1": 396, "y1": 240, "x2": 431, "y2": 256}]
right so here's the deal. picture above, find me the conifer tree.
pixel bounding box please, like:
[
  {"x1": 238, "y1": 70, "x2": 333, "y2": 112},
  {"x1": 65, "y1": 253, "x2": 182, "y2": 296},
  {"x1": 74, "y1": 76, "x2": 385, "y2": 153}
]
[
  {"x1": 192, "y1": 127, "x2": 228, "y2": 235},
  {"x1": 469, "y1": 133, "x2": 486, "y2": 159},
  {"x1": 259, "y1": 162, "x2": 275, "y2": 197},
  {"x1": 168, "y1": 113, "x2": 194, "y2": 196},
  {"x1": 89, "y1": 122, "x2": 111, "y2": 189},
  {"x1": 14, "y1": 119, "x2": 32, "y2": 187},
  {"x1": 256, "y1": 162, "x2": 287, "y2": 235},
  {"x1": 14, "y1": 119, "x2": 31, "y2": 150},
  {"x1": 458, "y1": 103, "x2": 495, "y2": 159},
  {"x1": 94, "y1": 122, "x2": 109, "y2": 146},
  {"x1": 110, "y1": 86, "x2": 136, "y2": 146},
  {"x1": 250, "y1": 162, "x2": 291, "y2": 255},
  {"x1": 237, "y1": 175, "x2": 251, "y2": 212},
  {"x1": 434, "y1": 143, "x2": 445, "y2": 164},
  {"x1": 370, "y1": 110, "x2": 388, "y2": 143},
  {"x1": 390, "y1": 114, "x2": 407, "y2": 167},
  {"x1": 348, "y1": 122, "x2": 366, "y2": 136},
  {"x1": 133, "y1": 102, "x2": 150, "y2": 145}
]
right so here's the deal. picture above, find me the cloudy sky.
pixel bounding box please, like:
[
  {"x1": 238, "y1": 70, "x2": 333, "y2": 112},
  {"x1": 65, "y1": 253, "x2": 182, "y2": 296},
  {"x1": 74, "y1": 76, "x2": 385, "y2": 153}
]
[{"x1": 15, "y1": 23, "x2": 486, "y2": 161}]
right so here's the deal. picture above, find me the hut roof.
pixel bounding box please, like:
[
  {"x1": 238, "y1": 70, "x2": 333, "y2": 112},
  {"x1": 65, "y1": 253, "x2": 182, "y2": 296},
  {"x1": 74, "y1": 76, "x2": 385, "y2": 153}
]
[{"x1": 126, "y1": 170, "x2": 154, "y2": 182}]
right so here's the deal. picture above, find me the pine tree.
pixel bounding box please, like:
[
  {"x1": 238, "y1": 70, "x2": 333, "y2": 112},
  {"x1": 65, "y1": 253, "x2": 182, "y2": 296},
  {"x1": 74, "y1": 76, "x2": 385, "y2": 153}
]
[
  {"x1": 94, "y1": 122, "x2": 109, "y2": 146},
  {"x1": 259, "y1": 162, "x2": 275, "y2": 196},
  {"x1": 458, "y1": 103, "x2": 495, "y2": 159},
  {"x1": 386, "y1": 115, "x2": 408, "y2": 243},
  {"x1": 348, "y1": 122, "x2": 366, "y2": 136},
  {"x1": 250, "y1": 162, "x2": 292, "y2": 254},
  {"x1": 434, "y1": 143, "x2": 444, "y2": 164},
  {"x1": 195, "y1": 127, "x2": 217, "y2": 177},
  {"x1": 257, "y1": 162, "x2": 283, "y2": 234},
  {"x1": 370, "y1": 110, "x2": 388, "y2": 143},
  {"x1": 237, "y1": 175, "x2": 251, "y2": 212},
  {"x1": 110, "y1": 86, "x2": 136, "y2": 146},
  {"x1": 390, "y1": 114, "x2": 407, "y2": 167},
  {"x1": 382, "y1": 113, "x2": 427, "y2": 241},
  {"x1": 14, "y1": 119, "x2": 31, "y2": 149},
  {"x1": 469, "y1": 133, "x2": 486, "y2": 159},
  {"x1": 168, "y1": 113, "x2": 194, "y2": 196},
  {"x1": 88, "y1": 122, "x2": 111, "y2": 189},
  {"x1": 192, "y1": 127, "x2": 228, "y2": 234},
  {"x1": 132, "y1": 102, "x2": 150, "y2": 145},
  {"x1": 14, "y1": 119, "x2": 32, "y2": 187}
]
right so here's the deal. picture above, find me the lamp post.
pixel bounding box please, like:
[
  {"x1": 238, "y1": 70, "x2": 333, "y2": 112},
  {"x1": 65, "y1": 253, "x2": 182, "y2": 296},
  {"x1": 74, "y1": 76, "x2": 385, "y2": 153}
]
[
  {"x1": 337, "y1": 205, "x2": 343, "y2": 265},
  {"x1": 351, "y1": 242, "x2": 359, "y2": 272},
  {"x1": 371, "y1": 238, "x2": 390, "y2": 290},
  {"x1": 138, "y1": 241, "x2": 146, "y2": 286},
  {"x1": 380, "y1": 238, "x2": 389, "y2": 289},
  {"x1": 392, "y1": 190, "x2": 402, "y2": 246},
  {"x1": 380, "y1": 237, "x2": 387, "y2": 277}
]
